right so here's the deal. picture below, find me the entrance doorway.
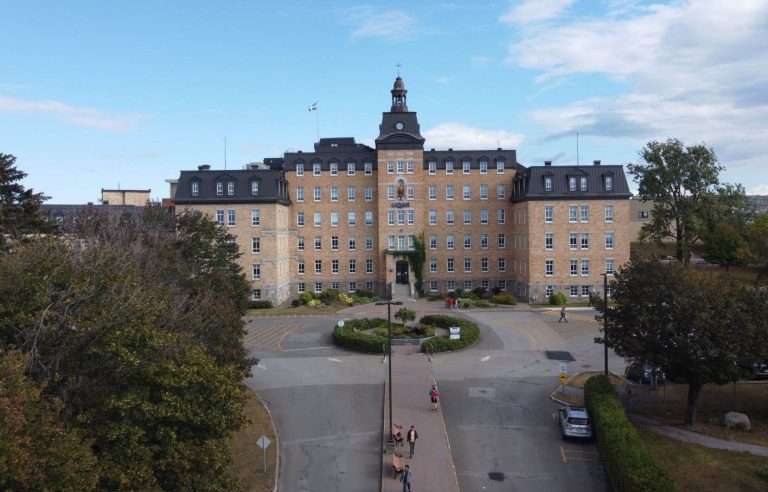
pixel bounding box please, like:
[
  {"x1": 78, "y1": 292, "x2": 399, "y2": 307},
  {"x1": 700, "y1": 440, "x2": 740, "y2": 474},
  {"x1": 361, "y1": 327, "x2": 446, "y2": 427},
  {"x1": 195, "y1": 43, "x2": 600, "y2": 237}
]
[{"x1": 395, "y1": 260, "x2": 409, "y2": 285}]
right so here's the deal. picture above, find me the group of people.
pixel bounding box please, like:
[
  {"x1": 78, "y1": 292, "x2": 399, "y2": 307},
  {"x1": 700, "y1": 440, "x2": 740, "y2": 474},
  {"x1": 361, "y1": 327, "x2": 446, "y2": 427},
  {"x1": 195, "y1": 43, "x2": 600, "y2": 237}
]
[{"x1": 396, "y1": 385, "x2": 441, "y2": 491}]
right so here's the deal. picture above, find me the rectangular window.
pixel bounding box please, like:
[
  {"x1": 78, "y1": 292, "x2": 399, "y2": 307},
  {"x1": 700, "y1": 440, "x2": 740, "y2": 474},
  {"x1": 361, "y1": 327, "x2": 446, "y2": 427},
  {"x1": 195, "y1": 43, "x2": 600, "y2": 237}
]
[
  {"x1": 480, "y1": 209, "x2": 489, "y2": 225},
  {"x1": 428, "y1": 162, "x2": 436, "y2": 175},
  {"x1": 365, "y1": 235, "x2": 374, "y2": 250},
  {"x1": 430, "y1": 281, "x2": 438, "y2": 292},
  {"x1": 252, "y1": 237, "x2": 260, "y2": 254},
  {"x1": 569, "y1": 205, "x2": 577, "y2": 222},
  {"x1": 429, "y1": 235, "x2": 437, "y2": 249},
  {"x1": 605, "y1": 176, "x2": 613, "y2": 191},
  {"x1": 407, "y1": 160, "x2": 414, "y2": 174},
  {"x1": 388, "y1": 210, "x2": 395, "y2": 226},
  {"x1": 347, "y1": 186, "x2": 356, "y2": 201},
  {"x1": 252, "y1": 263, "x2": 261, "y2": 280},
  {"x1": 365, "y1": 186, "x2": 373, "y2": 201},
  {"x1": 388, "y1": 185, "x2": 395, "y2": 200},
  {"x1": 570, "y1": 259, "x2": 578, "y2": 276},
  {"x1": 191, "y1": 181, "x2": 199, "y2": 196},
  {"x1": 216, "y1": 182, "x2": 224, "y2": 196},
  {"x1": 429, "y1": 186, "x2": 437, "y2": 200},
  {"x1": 569, "y1": 177, "x2": 577, "y2": 191},
  {"x1": 580, "y1": 205, "x2": 589, "y2": 222},
  {"x1": 366, "y1": 259, "x2": 373, "y2": 274},
  {"x1": 251, "y1": 181, "x2": 259, "y2": 195},
  {"x1": 498, "y1": 233, "x2": 506, "y2": 248},
  {"x1": 397, "y1": 209, "x2": 405, "y2": 225},
  {"x1": 446, "y1": 234, "x2": 455, "y2": 250},
  {"x1": 252, "y1": 289, "x2": 261, "y2": 300},
  {"x1": 315, "y1": 260, "x2": 323, "y2": 274},
  {"x1": 545, "y1": 233, "x2": 553, "y2": 250},
  {"x1": 580, "y1": 177, "x2": 587, "y2": 191},
  {"x1": 479, "y1": 161, "x2": 488, "y2": 174},
  {"x1": 497, "y1": 184, "x2": 505, "y2": 199},
  {"x1": 296, "y1": 164, "x2": 304, "y2": 176},
  {"x1": 227, "y1": 181, "x2": 235, "y2": 195},
  {"x1": 545, "y1": 205, "x2": 554, "y2": 223},
  {"x1": 605, "y1": 232, "x2": 614, "y2": 250},
  {"x1": 347, "y1": 162, "x2": 355, "y2": 175},
  {"x1": 430, "y1": 258, "x2": 437, "y2": 273},
  {"x1": 215, "y1": 209, "x2": 225, "y2": 226},
  {"x1": 348, "y1": 260, "x2": 356, "y2": 274},
  {"x1": 331, "y1": 235, "x2": 339, "y2": 251},
  {"x1": 365, "y1": 162, "x2": 373, "y2": 175},
  {"x1": 464, "y1": 258, "x2": 472, "y2": 272},
  {"x1": 463, "y1": 210, "x2": 471, "y2": 225},
  {"x1": 348, "y1": 212, "x2": 356, "y2": 226},
  {"x1": 581, "y1": 285, "x2": 590, "y2": 297},
  {"x1": 497, "y1": 161, "x2": 505, "y2": 174},
  {"x1": 227, "y1": 209, "x2": 236, "y2": 226},
  {"x1": 331, "y1": 212, "x2": 339, "y2": 227},
  {"x1": 497, "y1": 209, "x2": 505, "y2": 224},
  {"x1": 366, "y1": 281, "x2": 374, "y2": 291},
  {"x1": 314, "y1": 186, "x2": 321, "y2": 202},
  {"x1": 298, "y1": 282, "x2": 305, "y2": 292},
  {"x1": 464, "y1": 234, "x2": 471, "y2": 249},
  {"x1": 481, "y1": 257, "x2": 489, "y2": 272},
  {"x1": 463, "y1": 185, "x2": 471, "y2": 200},
  {"x1": 348, "y1": 236, "x2": 357, "y2": 251},
  {"x1": 297, "y1": 236, "x2": 305, "y2": 251},
  {"x1": 606, "y1": 258, "x2": 614, "y2": 275},
  {"x1": 481, "y1": 234, "x2": 489, "y2": 249},
  {"x1": 498, "y1": 257, "x2": 506, "y2": 272},
  {"x1": 313, "y1": 163, "x2": 321, "y2": 176},
  {"x1": 447, "y1": 258, "x2": 455, "y2": 273},
  {"x1": 251, "y1": 209, "x2": 260, "y2": 226},
  {"x1": 605, "y1": 205, "x2": 614, "y2": 222},
  {"x1": 445, "y1": 161, "x2": 454, "y2": 174},
  {"x1": 581, "y1": 259, "x2": 590, "y2": 276},
  {"x1": 569, "y1": 232, "x2": 577, "y2": 249},
  {"x1": 365, "y1": 211, "x2": 373, "y2": 226},
  {"x1": 296, "y1": 186, "x2": 304, "y2": 202},
  {"x1": 481, "y1": 279, "x2": 489, "y2": 290},
  {"x1": 314, "y1": 236, "x2": 322, "y2": 251},
  {"x1": 315, "y1": 282, "x2": 322, "y2": 293},
  {"x1": 480, "y1": 184, "x2": 489, "y2": 200},
  {"x1": 446, "y1": 210, "x2": 455, "y2": 225},
  {"x1": 397, "y1": 160, "x2": 405, "y2": 173},
  {"x1": 545, "y1": 259, "x2": 554, "y2": 276},
  {"x1": 429, "y1": 210, "x2": 437, "y2": 225},
  {"x1": 407, "y1": 209, "x2": 414, "y2": 225},
  {"x1": 446, "y1": 185, "x2": 454, "y2": 200},
  {"x1": 388, "y1": 235, "x2": 395, "y2": 251},
  {"x1": 407, "y1": 185, "x2": 414, "y2": 199},
  {"x1": 545, "y1": 176, "x2": 552, "y2": 191},
  {"x1": 570, "y1": 285, "x2": 579, "y2": 297},
  {"x1": 581, "y1": 233, "x2": 590, "y2": 250},
  {"x1": 463, "y1": 161, "x2": 471, "y2": 174},
  {"x1": 313, "y1": 212, "x2": 321, "y2": 227},
  {"x1": 546, "y1": 285, "x2": 554, "y2": 297},
  {"x1": 330, "y1": 163, "x2": 338, "y2": 176},
  {"x1": 387, "y1": 161, "x2": 395, "y2": 174},
  {"x1": 330, "y1": 186, "x2": 338, "y2": 201},
  {"x1": 348, "y1": 281, "x2": 357, "y2": 293}
]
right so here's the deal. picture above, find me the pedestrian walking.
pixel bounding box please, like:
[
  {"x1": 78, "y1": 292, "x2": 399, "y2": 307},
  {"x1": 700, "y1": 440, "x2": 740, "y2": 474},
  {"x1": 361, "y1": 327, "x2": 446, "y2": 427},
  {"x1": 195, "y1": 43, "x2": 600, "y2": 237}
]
[
  {"x1": 406, "y1": 425, "x2": 418, "y2": 458},
  {"x1": 559, "y1": 306, "x2": 568, "y2": 322},
  {"x1": 430, "y1": 384, "x2": 440, "y2": 411},
  {"x1": 400, "y1": 464, "x2": 412, "y2": 492}
]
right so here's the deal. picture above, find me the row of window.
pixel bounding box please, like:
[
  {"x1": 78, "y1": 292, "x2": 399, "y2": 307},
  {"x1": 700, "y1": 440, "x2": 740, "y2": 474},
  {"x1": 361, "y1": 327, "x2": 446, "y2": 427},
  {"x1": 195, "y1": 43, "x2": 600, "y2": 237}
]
[
  {"x1": 295, "y1": 162, "x2": 374, "y2": 176},
  {"x1": 428, "y1": 257, "x2": 507, "y2": 273},
  {"x1": 192, "y1": 179, "x2": 261, "y2": 197},
  {"x1": 294, "y1": 184, "x2": 508, "y2": 202},
  {"x1": 295, "y1": 281, "x2": 376, "y2": 296},
  {"x1": 427, "y1": 184, "x2": 506, "y2": 200},
  {"x1": 543, "y1": 204, "x2": 614, "y2": 223},
  {"x1": 544, "y1": 258, "x2": 615, "y2": 277},
  {"x1": 291, "y1": 279, "x2": 509, "y2": 297},
  {"x1": 542, "y1": 175, "x2": 613, "y2": 192},
  {"x1": 296, "y1": 185, "x2": 374, "y2": 202},
  {"x1": 296, "y1": 211, "x2": 374, "y2": 227},
  {"x1": 297, "y1": 235, "x2": 373, "y2": 251},
  {"x1": 543, "y1": 284, "x2": 613, "y2": 298},
  {"x1": 544, "y1": 232, "x2": 615, "y2": 251},
  {"x1": 427, "y1": 233, "x2": 507, "y2": 250},
  {"x1": 297, "y1": 259, "x2": 375, "y2": 275},
  {"x1": 427, "y1": 209, "x2": 507, "y2": 226},
  {"x1": 426, "y1": 161, "x2": 505, "y2": 175}
]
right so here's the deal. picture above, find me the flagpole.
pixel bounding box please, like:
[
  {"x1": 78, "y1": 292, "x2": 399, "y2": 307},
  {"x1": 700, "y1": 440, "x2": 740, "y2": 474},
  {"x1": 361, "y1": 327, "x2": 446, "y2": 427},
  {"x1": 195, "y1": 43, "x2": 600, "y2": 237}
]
[{"x1": 316, "y1": 106, "x2": 320, "y2": 143}]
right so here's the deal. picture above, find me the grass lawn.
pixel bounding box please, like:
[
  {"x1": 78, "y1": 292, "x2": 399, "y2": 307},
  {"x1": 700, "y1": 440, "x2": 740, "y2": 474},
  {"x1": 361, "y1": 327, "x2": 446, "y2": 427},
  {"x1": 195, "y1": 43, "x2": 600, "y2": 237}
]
[
  {"x1": 625, "y1": 382, "x2": 768, "y2": 446},
  {"x1": 230, "y1": 387, "x2": 277, "y2": 492},
  {"x1": 636, "y1": 424, "x2": 768, "y2": 492},
  {"x1": 246, "y1": 304, "x2": 346, "y2": 316}
]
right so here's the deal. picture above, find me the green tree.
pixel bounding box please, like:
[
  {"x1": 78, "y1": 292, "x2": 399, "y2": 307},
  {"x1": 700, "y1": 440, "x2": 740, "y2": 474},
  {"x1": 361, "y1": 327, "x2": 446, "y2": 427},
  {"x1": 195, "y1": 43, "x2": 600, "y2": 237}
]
[
  {"x1": 595, "y1": 258, "x2": 767, "y2": 425},
  {"x1": 0, "y1": 351, "x2": 99, "y2": 491},
  {"x1": 394, "y1": 307, "x2": 416, "y2": 326},
  {"x1": 745, "y1": 213, "x2": 768, "y2": 284},
  {"x1": 628, "y1": 139, "x2": 750, "y2": 265},
  {"x1": 702, "y1": 222, "x2": 749, "y2": 270},
  {"x1": 0, "y1": 153, "x2": 52, "y2": 249}
]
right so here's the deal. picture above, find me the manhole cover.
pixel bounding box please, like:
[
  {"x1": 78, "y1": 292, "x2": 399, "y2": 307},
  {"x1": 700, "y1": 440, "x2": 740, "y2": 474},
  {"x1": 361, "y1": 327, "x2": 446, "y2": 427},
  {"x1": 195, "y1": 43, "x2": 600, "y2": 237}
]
[
  {"x1": 545, "y1": 350, "x2": 574, "y2": 361},
  {"x1": 488, "y1": 472, "x2": 505, "y2": 482}
]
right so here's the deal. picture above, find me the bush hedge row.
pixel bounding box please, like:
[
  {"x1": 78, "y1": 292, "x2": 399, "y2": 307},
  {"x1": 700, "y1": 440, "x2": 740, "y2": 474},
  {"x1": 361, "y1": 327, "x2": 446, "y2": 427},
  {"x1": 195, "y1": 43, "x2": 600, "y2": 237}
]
[
  {"x1": 249, "y1": 300, "x2": 273, "y2": 309},
  {"x1": 584, "y1": 375, "x2": 677, "y2": 492},
  {"x1": 332, "y1": 318, "x2": 389, "y2": 354},
  {"x1": 419, "y1": 315, "x2": 480, "y2": 353}
]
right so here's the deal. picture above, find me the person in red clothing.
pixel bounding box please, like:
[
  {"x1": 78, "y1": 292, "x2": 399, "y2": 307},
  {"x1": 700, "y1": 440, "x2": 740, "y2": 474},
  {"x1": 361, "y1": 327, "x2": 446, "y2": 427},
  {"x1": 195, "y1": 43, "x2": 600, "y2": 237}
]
[{"x1": 430, "y1": 384, "x2": 440, "y2": 411}]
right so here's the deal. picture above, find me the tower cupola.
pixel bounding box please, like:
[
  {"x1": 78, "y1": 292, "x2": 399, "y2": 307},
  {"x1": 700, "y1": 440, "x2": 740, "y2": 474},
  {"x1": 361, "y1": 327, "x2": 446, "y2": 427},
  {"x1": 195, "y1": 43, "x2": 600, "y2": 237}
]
[{"x1": 391, "y1": 76, "x2": 408, "y2": 112}]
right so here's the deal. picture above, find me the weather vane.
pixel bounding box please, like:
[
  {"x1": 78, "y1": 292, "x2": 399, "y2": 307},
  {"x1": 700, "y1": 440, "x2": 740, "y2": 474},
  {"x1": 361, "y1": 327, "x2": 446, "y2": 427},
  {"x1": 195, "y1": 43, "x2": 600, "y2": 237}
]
[{"x1": 396, "y1": 63, "x2": 402, "y2": 77}]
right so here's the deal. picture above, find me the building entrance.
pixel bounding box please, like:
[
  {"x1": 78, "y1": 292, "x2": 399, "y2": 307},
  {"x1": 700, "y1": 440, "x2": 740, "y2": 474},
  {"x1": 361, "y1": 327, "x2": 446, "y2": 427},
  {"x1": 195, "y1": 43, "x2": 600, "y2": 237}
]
[{"x1": 395, "y1": 260, "x2": 409, "y2": 285}]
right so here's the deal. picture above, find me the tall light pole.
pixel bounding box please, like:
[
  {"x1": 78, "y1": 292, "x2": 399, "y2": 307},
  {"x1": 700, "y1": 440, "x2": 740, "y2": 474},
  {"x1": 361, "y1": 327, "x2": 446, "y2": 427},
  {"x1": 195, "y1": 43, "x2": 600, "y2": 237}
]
[
  {"x1": 602, "y1": 273, "x2": 609, "y2": 376},
  {"x1": 376, "y1": 283, "x2": 401, "y2": 444}
]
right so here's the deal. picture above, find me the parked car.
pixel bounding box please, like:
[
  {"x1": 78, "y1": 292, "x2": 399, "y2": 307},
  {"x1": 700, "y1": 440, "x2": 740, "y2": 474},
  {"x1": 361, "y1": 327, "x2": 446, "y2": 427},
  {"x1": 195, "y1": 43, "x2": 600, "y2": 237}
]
[
  {"x1": 558, "y1": 406, "x2": 593, "y2": 440},
  {"x1": 626, "y1": 361, "x2": 666, "y2": 384},
  {"x1": 741, "y1": 362, "x2": 768, "y2": 380}
]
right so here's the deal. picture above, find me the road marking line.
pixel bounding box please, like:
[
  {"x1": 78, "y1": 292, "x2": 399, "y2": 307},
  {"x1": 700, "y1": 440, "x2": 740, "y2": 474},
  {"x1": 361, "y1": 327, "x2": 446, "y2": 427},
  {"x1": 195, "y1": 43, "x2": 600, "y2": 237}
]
[
  {"x1": 481, "y1": 355, "x2": 490, "y2": 362},
  {"x1": 526, "y1": 333, "x2": 537, "y2": 351},
  {"x1": 327, "y1": 357, "x2": 342, "y2": 363},
  {"x1": 281, "y1": 346, "x2": 333, "y2": 352},
  {"x1": 560, "y1": 446, "x2": 567, "y2": 463}
]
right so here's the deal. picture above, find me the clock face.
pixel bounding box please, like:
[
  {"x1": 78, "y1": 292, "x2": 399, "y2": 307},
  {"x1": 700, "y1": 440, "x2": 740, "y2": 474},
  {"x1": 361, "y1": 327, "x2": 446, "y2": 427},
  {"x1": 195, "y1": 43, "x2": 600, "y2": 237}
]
[{"x1": 395, "y1": 121, "x2": 404, "y2": 130}]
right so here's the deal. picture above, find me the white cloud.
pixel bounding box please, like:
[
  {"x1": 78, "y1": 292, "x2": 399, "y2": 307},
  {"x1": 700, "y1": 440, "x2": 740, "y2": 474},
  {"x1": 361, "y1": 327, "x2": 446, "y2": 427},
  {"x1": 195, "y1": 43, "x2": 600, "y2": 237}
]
[
  {"x1": 343, "y1": 7, "x2": 418, "y2": 41},
  {"x1": 0, "y1": 95, "x2": 141, "y2": 131},
  {"x1": 424, "y1": 122, "x2": 525, "y2": 150},
  {"x1": 500, "y1": 0, "x2": 575, "y2": 25},
  {"x1": 747, "y1": 184, "x2": 768, "y2": 196},
  {"x1": 470, "y1": 55, "x2": 491, "y2": 68},
  {"x1": 504, "y1": 0, "x2": 768, "y2": 181}
]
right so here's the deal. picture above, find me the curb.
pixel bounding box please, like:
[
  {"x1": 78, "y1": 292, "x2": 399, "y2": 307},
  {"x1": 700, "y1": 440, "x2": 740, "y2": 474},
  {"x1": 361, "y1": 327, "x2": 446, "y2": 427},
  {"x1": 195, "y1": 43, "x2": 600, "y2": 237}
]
[
  {"x1": 549, "y1": 371, "x2": 630, "y2": 406},
  {"x1": 253, "y1": 391, "x2": 280, "y2": 492}
]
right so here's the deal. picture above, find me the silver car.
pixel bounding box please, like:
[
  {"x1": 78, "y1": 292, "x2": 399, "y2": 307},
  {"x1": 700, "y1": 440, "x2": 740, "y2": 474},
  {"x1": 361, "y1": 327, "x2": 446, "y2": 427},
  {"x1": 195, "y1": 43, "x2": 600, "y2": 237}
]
[{"x1": 558, "y1": 406, "x2": 593, "y2": 440}]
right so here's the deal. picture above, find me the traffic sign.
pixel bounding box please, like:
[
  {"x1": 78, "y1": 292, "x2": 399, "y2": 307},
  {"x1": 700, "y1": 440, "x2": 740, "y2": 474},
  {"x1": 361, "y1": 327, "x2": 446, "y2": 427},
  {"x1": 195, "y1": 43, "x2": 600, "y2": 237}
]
[
  {"x1": 337, "y1": 320, "x2": 345, "y2": 328},
  {"x1": 559, "y1": 373, "x2": 567, "y2": 384},
  {"x1": 257, "y1": 435, "x2": 271, "y2": 449},
  {"x1": 559, "y1": 362, "x2": 567, "y2": 374}
]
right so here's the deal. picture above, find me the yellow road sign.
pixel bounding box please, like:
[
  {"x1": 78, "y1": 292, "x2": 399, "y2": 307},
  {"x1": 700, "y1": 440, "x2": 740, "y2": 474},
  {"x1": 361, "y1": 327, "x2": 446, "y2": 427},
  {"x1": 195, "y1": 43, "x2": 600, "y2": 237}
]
[{"x1": 559, "y1": 373, "x2": 567, "y2": 384}]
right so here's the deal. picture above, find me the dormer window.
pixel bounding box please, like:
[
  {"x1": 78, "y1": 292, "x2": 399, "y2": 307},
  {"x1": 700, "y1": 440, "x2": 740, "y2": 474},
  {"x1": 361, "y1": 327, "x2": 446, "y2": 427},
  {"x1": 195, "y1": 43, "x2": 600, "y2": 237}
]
[
  {"x1": 580, "y1": 177, "x2": 587, "y2": 191},
  {"x1": 496, "y1": 161, "x2": 505, "y2": 174},
  {"x1": 296, "y1": 163, "x2": 304, "y2": 176},
  {"x1": 227, "y1": 181, "x2": 235, "y2": 195},
  {"x1": 313, "y1": 163, "x2": 321, "y2": 176},
  {"x1": 347, "y1": 162, "x2": 355, "y2": 175},
  {"x1": 544, "y1": 176, "x2": 552, "y2": 192},
  {"x1": 364, "y1": 162, "x2": 372, "y2": 175},
  {"x1": 251, "y1": 180, "x2": 260, "y2": 195},
  {"x1": 330, "y1": 163, "x2": 338, "y2": 176},
  {"x1": 445, "y1": 161, "x2": 454, "y2": 174},
  {"x1": 428, "y1": 162, "x2": 436, "y2": 175},
  {"x1": 216, "y1": 181, "x2": 224, "y2": 195},
  {"x1": 605, "y1": 175, "x2": 613, "y2": 191},
  {"x1": 191, "y1": 181, "x2": 199, "y2": 196}
]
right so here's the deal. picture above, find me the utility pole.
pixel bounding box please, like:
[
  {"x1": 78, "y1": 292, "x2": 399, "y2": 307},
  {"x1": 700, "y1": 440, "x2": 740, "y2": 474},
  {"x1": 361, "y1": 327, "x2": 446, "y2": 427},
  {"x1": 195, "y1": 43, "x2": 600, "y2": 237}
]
[
  {"x1": 375, "y1": 283, "x2": 401, "y2": 443},
  {"x1": 603, "y1": 273, "x2": 609, "y2": 376}
]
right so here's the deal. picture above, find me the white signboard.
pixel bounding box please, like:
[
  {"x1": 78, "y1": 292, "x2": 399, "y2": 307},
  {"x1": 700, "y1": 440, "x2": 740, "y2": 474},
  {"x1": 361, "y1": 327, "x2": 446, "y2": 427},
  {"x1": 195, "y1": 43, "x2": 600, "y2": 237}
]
[
  {"x1": 337, "y1": 320, "x2": 345, "y2": 328},
  {"x1": 450, "y1": 334, "x2": 460, "y2": 340},
  {"x1": 559, "y1": 362, "x2": 567, "y2": 374},
  {"x1": 257, "y1": 435, "x2": 271, "y2": 449},
  {"x1": 449, "y1": 326, "x2": 461, "y2": 335}
]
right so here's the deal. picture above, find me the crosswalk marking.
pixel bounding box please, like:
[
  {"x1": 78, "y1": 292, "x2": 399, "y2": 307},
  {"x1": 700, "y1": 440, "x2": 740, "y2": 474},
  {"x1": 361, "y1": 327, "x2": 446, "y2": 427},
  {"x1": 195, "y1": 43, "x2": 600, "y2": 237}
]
[
  {"x1": 244, "y1": 321, "x2": 302, "y2": 350},
  {"x1": 541, "y1": 310, "x2": 603, "y2": 343}
]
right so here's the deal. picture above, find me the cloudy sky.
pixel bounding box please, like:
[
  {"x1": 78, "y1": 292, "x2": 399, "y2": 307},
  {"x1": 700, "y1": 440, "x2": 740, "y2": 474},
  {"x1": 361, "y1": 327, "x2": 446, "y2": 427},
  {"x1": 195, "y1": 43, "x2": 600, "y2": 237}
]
[{"x1": 1, "y1": 0, "x2": 766, "y2": 203}]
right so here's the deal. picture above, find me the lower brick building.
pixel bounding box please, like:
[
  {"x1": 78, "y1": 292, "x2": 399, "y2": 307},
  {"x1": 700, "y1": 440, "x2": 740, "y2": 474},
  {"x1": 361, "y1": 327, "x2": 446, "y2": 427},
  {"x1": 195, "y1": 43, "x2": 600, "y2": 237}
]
[{"x1": 170, "y1": 76, "x2": 631, "y2": 305}]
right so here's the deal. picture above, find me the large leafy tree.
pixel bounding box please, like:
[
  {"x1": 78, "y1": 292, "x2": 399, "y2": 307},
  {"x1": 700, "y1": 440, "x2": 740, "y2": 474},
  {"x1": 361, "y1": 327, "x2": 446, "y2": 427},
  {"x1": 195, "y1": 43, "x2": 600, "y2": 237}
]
[
  {"x1": 745, "y1": 213, "x2": 768, "y2": 284},
  {"x1": 0, "y1": 153, "x2": 52, "y2": 249},
  {"x1": 595, "y1": 258, "x2": 768, "y2": 425},
  {"x1": 628, "y1": 139, "x2": 751, "y2": 265},
  {"x1": 702, "y1": 222, "x2": 750, "y2": 270}
]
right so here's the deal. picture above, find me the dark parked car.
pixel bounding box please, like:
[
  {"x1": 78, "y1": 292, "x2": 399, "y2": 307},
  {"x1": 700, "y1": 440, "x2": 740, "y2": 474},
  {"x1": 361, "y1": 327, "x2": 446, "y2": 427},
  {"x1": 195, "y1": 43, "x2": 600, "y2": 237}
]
[
  {"x1": 626, "y1": 361, "x2": 666, "y2": 384},
  {"x1": 743, "y1": 362, "x2": 768, "y2": 380},
  {"x1": 558, "y1": 406, "x2": 593, "y2": 440}
]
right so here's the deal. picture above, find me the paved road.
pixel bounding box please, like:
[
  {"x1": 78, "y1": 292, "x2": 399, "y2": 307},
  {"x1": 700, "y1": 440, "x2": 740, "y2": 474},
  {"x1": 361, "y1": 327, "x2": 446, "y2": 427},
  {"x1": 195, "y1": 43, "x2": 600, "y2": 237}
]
[{"x1": 244, "y1": 308, "x2": 623, "y2": 492}]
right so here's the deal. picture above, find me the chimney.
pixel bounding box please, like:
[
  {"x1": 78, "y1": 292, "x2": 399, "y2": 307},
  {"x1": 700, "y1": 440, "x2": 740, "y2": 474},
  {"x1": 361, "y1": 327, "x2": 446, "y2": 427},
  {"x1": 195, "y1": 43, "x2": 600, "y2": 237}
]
[
  {"x1": 593, "y1": 160, "x2": 601, "y2": 166},
  {"x1": 198, "y1": 164, "x2": 211, "y2": 171},
  {"x1": 497, "y1": 147, "x2": 502, "y2": 151},
  {"x1": 448, "y1": 148, "x2": 453, "y2": 152},
  {"x1": 544, "y1": 160, "x2": 552, "y2": 166}
]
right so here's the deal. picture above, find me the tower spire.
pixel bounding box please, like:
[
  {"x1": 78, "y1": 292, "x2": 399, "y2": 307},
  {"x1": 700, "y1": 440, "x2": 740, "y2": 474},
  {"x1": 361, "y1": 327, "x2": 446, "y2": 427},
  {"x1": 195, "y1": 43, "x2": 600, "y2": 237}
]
[{"x1": 391, "y1": 72, "x2": 408, "y2": 112}]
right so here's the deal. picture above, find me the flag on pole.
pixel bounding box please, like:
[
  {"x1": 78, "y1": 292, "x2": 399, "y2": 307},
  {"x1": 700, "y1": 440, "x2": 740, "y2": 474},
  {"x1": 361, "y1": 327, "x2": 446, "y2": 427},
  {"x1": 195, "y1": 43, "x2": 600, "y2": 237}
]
[{"x1": 308, "y1": 101, "x2": 318, "y2": 111}]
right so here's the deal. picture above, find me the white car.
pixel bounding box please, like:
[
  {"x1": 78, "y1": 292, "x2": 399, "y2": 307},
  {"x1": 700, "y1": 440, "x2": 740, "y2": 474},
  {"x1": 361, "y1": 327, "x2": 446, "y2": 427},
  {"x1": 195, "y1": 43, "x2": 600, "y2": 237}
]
[{"x1": 558, "y1": 406, "x2": 593, "y2": 440}]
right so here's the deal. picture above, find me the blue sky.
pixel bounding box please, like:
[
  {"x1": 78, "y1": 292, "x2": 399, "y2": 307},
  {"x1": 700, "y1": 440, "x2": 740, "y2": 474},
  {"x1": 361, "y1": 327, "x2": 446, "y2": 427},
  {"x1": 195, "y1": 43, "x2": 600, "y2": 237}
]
[{"x1": 1, "y1": 0, "x2": 766, "y2": 203}]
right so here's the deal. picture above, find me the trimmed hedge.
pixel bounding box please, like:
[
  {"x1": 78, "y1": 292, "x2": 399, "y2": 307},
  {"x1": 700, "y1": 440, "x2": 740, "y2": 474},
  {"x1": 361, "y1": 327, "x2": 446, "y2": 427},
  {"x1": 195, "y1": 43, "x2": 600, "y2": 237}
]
[
  {"x1": 419, "y1": 315, "x2": 480, "y2": 353},
  {"x1": 249, "y1": 300, "x2": 273, "y2": 309},
  {"x1": 332, "y1": 318, "x2": 389, "y2": 353},
  {"x1": 584, "y1": 375, "x2": 677, "y2": 492}
]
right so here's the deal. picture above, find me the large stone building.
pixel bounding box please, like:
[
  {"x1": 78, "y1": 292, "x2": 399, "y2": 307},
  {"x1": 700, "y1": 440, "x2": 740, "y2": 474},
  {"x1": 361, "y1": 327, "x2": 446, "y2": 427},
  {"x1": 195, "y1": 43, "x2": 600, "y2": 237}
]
[{"x1": 171, "y1": 76, "x2": 631, "y2": 305}]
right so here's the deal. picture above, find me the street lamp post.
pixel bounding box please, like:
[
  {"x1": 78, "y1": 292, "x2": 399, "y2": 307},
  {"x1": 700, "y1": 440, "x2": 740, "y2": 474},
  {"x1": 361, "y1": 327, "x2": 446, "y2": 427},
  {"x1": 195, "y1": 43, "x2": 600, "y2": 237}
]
[
  {"x1": 376, "y1": 283, "x2": 401, "y2": 444},
  {"x1": 602, "y1": 273, "x2": 609, "y2": 376}
]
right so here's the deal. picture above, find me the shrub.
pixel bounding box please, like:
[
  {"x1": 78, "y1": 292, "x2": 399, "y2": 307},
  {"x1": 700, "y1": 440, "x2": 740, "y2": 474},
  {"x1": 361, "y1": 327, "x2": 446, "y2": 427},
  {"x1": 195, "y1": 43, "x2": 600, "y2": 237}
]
[
  {"x1": 419, "y1": 315, "x2": 480, "y2": 353},
  {"x1": 355, "y1": 289, "x2": 376, "y2": 298},
  {"x1": 490, "y1": 292, "x2": 517, "y2": 305},
  {"x1": 394, "y1": 307, "x2": 416, "y2": 325},
  {"x1": 472, "y1": 287, "x2": 488, "y2": 298},
  {"x1": 332, "y1": 318, "x2": 389, "y2": 353},
  {"x1": 249, "y1": 300, "x2": 273, "y2": 309},
  {"x1": 318, "y1": 289, "x2": 341, "y2": 304},
  {"x1": 491, "y1": 287, "x2": 502, "y2": 295},
  {"x1": 291, "y1": 299, "x2": 301, "y2": 307},
  {"x1": 299, "y1": 292, "x2": 314, "y2": 305},
  {"x1": 549, "y1": 292, "x2": 567, "y2": 305},
  {"x1": 338, "y1": 293, "x2": 354, "y2": 305},
  {"x1": 306, "y1": 299, "x2": 324, "y2": 307},
  {"x1": 584, "y1": 375, "x2": 677, "y2": 492},
  {"x1": 474, "y1": 300, "x2": 489, "y2": 308}
]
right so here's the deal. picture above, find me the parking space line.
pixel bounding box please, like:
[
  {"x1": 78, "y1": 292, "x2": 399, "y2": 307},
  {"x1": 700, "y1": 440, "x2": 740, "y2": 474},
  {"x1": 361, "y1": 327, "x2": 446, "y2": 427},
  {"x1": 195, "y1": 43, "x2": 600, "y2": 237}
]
[
  {"x1": 560, "y1": 447, "x2": 599, "y2": 464},
  {"x1": 560, "y1": 446, "x2": 567, "y2": 463}
]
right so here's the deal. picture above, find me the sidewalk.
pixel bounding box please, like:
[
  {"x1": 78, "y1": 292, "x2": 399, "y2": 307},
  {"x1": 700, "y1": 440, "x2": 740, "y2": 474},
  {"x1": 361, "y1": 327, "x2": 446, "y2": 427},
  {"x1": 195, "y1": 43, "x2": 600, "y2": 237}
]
[{"x1": 381, "y1": 344, "x2": 460, "y2": 492}]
